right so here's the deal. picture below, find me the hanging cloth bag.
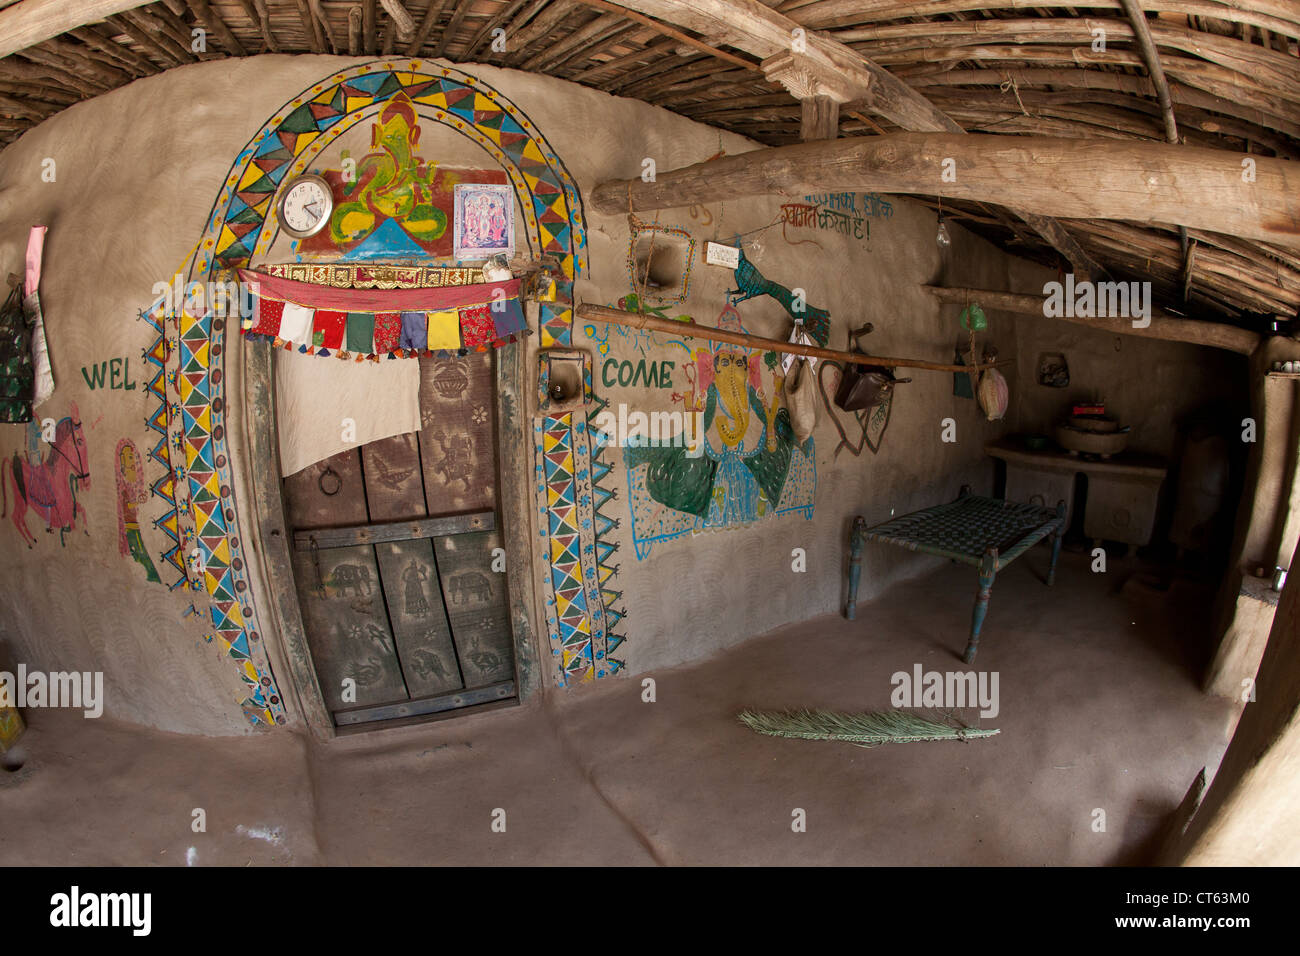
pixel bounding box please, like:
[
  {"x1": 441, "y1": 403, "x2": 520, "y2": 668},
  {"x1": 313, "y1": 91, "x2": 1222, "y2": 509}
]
[{"x1": 785, "y1": 358, "x2": 818, "y2": 445}]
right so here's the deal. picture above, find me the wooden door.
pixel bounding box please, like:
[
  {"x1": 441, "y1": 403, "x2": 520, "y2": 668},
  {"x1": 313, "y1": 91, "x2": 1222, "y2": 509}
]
[{"x1": 281, "y1": 354, "x2": 515, "y2": 727}]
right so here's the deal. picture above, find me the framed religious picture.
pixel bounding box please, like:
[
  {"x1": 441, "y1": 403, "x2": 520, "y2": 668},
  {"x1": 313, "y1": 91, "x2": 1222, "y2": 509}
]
[{"x1": 453, "y1": 183, "x2": 514, "y2": 261}]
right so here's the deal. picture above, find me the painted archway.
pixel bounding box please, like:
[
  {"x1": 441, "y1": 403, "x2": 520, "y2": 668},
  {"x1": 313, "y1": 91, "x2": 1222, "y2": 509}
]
[{"x1": 139, "y1": 61, "x2": 613, "y2": 726}]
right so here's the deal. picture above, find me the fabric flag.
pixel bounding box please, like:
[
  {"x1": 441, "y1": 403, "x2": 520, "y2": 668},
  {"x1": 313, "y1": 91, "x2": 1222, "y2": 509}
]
[
  {"x1": 279, "y1": 303, "x2": 315, "y2": 344},
  {"x1": 459, "y1": 305, "x2": 494, "y2": 351},
  {"x1": 374, "y1": 312, "x2": 401, "y2": 354},
  {"x1": 399, "y1": 311, "x2": 427, "y2": 350},
  {"x1": 491, "y1": 296, "x2": 526, "y2": 339},
  {"x1": 427, "y1": 310, "x2": 460, "y2": 350},
  {"x1": 251, "y1": 298, "x2": 285, "y2": 336},
  {"x1": 312, "y1": 310, "x2": 347, "y2": 350},
  {"x1": 346, "y1": 313, "x2": 373, "y2": 354}
]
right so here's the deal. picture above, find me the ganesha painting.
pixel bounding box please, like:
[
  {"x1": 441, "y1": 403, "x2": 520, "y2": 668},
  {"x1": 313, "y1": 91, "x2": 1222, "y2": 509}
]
[{"x1": 623, "y1": 305, "x2": 815, "y2": 558}]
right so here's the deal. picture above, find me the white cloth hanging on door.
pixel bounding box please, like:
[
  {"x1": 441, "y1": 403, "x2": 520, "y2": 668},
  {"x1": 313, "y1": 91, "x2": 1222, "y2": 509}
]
[{"x1": 274, "y1": 348, "x2": 421, "y2": 476}]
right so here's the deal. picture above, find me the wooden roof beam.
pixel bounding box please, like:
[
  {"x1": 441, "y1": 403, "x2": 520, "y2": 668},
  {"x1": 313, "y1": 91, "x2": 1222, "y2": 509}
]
[
  {"x1": 433, "y1": 0, "x2": 474, "y2": 57},
  {"x1": 0, "y1": 0, "x2": 161, "y2": 59},
  {"x1": 591, "y1": 133, "x2": 1300, "y2": 251},
  {"x1": 594, "y1": 0, "x2": 1106, "y2": 278},
  {"x1": 405, "y1": 0, "x2": 449, "y2": 56}
]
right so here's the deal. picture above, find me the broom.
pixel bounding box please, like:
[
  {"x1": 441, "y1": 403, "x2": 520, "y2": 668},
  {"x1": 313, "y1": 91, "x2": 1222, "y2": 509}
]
[{"x1": 737, "y1": 709, "x2": 999, "y2": 748}]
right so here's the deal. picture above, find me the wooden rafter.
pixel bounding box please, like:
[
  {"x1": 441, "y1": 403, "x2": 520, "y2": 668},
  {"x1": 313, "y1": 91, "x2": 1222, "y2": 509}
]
[
  {"x1": 1118, "y1": 0, "x2": 1197, "y2": 298},
  {"x1": 0, "y1": 0, "x2": 157, "y2": 58},
  {"x1": 595, "y1": 0, "x2": 1108, "y2": 278},
  {"x1": 591, "y1": 133, "x2": 1300, "y2": 250},
  {"x1": 0, "y1": 0, "x2": 1294, "y2": 322},
  {"x1": 405, "y1": 0, "x2": 449, "y2": 55}
]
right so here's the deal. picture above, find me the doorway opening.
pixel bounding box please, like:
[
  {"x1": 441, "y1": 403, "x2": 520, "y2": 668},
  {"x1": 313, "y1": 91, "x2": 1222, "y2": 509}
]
[{"x1": 279, "y1": 353, "x2": 517, "y2": 728}]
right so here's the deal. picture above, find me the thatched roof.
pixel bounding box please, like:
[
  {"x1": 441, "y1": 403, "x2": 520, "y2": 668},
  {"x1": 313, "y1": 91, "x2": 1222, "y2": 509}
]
[{"x1": 1, "y1": 0, "x2": 1296, "y2": 327}]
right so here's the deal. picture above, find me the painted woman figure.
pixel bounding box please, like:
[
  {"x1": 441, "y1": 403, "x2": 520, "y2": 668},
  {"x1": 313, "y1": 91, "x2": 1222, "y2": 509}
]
[
  {"x1": 404, "y1": 561, "x2": 430, "y2": 617},
  {"x1": 116, "y1": 438, "x2": 160, "y2": 582}
]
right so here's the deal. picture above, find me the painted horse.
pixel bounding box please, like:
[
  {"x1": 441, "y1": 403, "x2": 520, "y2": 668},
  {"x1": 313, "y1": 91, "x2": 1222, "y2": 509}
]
[{"x1": 2, "y1": 402, "x2": 91, "y2": 547}]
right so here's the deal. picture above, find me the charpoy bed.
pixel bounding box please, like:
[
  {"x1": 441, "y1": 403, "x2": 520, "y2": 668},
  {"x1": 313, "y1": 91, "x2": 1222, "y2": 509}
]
[{"x1": 846, "y1": 488, "x2": 1067, "y2": 663}]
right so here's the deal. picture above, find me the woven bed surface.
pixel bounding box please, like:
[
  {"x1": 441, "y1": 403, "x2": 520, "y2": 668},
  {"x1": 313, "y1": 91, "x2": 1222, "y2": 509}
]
[{"x1": 863, "y1": 494, "x2": 1063, "y2": 567}]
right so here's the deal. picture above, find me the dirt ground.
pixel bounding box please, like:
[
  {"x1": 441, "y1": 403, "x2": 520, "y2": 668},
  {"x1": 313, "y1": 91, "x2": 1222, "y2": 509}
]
[{"x1": 0, "y1": 551, "x2": 1237, "y2": 865}]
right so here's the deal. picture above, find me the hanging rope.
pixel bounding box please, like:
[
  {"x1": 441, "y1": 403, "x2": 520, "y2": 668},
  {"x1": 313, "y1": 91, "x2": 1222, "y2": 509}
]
[{"x1": 1000, "y1": 74, "x2": 1030, "y2": 116}]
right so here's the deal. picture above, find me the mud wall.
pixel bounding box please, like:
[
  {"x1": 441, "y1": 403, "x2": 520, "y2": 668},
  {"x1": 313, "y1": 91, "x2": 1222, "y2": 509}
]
[{"x1": 0, "y1": 53, "x2": 1250, "y2": 732}]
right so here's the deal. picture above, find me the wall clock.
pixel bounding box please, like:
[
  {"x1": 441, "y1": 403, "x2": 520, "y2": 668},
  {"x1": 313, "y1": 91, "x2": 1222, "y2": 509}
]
[{"x1": 276, "y1": 174, "x2": 334, "y2": 239}]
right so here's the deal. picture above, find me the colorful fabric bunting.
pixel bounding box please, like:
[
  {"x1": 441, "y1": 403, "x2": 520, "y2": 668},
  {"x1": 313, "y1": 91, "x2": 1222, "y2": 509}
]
[
  {"x1": 251, "y1": 298, "x2": 285, "y2": 336},
  {"x1": 399, "y1": 311, "x2": 427, "y2": 351},
  {"x1": 237, "y1": 269, "x2": 531, "y2": 361},
  {"x1": 279, "y1": 303, "x2": 314, "y2": 344},
  {"x1": 374, "y1": 312, "x2": 402, "y2": 354},
  {"x1": 427, "y1": 310, "x2": 461, "y2": 350},
  {"x1": 312, "y1": 310, "x2": 347, "y2": 350},
  {"x1": 493, "y1": 297, "x2": 527, "y2": 339},
  {"x1": 459, "y1": 305, "x2": 494, "y2": 351},
  {"x1": 346, "y1": 313, "x2": 373, "y2": 354}
]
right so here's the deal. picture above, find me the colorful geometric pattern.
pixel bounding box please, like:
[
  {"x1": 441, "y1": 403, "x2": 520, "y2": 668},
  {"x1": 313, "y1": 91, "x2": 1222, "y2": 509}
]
[
  {"x1": 202, "y1": 61, "x2": 585, "y2": 344},
  {"x1": 534, "y1": 403, "x2": 625, "y2": 685},
  {"x1": 139, "y1": 62, "x2": 610, "y2": 724},
  {"x1": 139, "y1": 306, "x2": 185, "y2": 586}
]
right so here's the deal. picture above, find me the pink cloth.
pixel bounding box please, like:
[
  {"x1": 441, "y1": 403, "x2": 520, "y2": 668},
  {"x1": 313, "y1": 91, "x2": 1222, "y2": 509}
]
[{"x1": 25, "y1": 225, "x2": 54, "y2": 407}]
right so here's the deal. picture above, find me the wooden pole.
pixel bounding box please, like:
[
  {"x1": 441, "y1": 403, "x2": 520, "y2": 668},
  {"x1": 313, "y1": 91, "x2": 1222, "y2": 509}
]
[
  {"x1": 590, "y1": 133, "x2": 1300, "y2": 250},
  {"x1": 1117, "y1": 0, "x2": 1194, "y2": 288},
  {"x1": 800, "y1": 95, "x2": 840, "y2": 141},
  {"x1": 923, "y1": 285, "x2": 1261, "y2": 355},
  {"x1": 576, "y1": 303, "x2": 995, "y2": 373}
]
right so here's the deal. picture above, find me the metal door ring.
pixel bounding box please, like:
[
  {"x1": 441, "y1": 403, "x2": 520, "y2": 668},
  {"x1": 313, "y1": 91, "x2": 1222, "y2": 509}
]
[{"x1": 318, "y1": 465, "x2": 342, "y2": 497}]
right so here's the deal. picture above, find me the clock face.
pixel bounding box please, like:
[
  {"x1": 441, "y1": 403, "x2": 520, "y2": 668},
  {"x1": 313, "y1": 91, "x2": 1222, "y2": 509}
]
[{"x1": 277, "y1": 175, "x2": 333, "y2": 238}]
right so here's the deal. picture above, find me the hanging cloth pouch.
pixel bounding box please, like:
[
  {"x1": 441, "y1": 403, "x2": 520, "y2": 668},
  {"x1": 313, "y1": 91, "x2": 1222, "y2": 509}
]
[{"x1": 785, "y1": 358, "x2": 818, "y2": 445}]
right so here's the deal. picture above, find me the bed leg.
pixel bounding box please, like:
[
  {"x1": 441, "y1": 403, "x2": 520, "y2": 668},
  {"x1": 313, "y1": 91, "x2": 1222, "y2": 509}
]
[
  {"x1": 1047, "y1": 500, "x2": 1065, "y2": 587},
  {"x1": 846, "y1": 516, "x2": 867, "y2": 620},
  {"x1": 964, "y1": 548, "x2": 998, "y2": 664}
]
